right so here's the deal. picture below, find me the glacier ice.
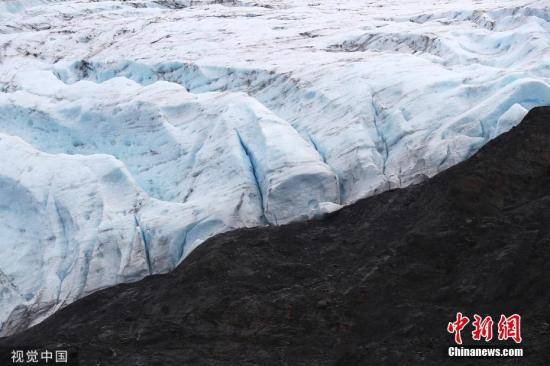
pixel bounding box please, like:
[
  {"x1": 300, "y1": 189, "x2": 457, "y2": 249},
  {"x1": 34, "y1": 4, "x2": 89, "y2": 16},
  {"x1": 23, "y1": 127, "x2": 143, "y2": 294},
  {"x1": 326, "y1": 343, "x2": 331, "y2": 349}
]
[{"x1": 0, "y1": 0, "x2": 549, "y2": 334}]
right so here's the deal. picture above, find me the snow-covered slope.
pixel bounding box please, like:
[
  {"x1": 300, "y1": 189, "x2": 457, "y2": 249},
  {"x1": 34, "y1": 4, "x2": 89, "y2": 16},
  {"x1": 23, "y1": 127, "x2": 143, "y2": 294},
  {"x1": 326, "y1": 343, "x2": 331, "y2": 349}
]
[{"x1": 0, "y1": 0, "x2": 549, "y2": 335}]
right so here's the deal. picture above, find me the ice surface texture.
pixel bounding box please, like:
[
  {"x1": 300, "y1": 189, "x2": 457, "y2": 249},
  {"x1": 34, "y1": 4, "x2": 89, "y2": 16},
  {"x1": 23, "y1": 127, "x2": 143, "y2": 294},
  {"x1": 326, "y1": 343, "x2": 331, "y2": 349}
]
[{"x1": 0, "y1": 0, "x2": 549, "y2": 334}]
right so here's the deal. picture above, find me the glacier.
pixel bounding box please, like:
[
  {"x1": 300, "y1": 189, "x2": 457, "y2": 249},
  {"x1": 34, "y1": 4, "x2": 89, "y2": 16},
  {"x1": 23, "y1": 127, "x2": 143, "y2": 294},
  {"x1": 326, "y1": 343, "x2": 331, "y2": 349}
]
[{"x1": 0, "y1": 0, "x2": 549, "y2": 335}]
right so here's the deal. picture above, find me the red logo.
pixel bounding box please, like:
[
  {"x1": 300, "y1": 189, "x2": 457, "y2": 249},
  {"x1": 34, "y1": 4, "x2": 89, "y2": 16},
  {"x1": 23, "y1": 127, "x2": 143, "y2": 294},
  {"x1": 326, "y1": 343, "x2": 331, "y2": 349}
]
[
  {"x1": 447, "y1": 312, "x2": 470, "y2": 345},
  {"x1": 498, "y1": 314, "x2": 522, "y2": 344},
  {"x1": 447, "y1": 313, "x2": 522, "y2": 344},
  {"x1": 472, "y1": 315, "x2": 494, "y2": 342}
]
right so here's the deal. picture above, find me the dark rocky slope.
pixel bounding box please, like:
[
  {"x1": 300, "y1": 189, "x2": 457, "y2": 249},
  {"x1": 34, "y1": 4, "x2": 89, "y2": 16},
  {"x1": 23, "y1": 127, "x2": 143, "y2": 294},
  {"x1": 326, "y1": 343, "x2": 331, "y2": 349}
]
[{"x1": 1, "y1": 107, "x2": 550, "y2": 365}]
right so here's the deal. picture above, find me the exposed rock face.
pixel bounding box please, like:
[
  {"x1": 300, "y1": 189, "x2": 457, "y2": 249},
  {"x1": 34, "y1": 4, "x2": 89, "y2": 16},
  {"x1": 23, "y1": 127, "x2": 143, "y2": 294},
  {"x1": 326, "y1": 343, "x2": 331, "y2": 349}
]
[{"x1": 1, "y1": 107, "x2": 548, "y2": 365}]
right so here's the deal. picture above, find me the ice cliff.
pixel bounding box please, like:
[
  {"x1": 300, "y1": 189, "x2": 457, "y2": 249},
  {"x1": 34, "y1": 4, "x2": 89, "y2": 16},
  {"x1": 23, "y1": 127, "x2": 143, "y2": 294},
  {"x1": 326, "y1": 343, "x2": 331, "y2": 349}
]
[{"x1": 0, "y1": 0, "x2": 549, "y2": 334}]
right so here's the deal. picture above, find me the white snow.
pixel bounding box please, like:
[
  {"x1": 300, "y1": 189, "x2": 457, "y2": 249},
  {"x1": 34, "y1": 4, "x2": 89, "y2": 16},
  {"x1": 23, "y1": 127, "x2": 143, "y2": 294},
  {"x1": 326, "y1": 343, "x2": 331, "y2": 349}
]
[{"x1": 0, "y1": 0, "x2": 549, "y2": 334}]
